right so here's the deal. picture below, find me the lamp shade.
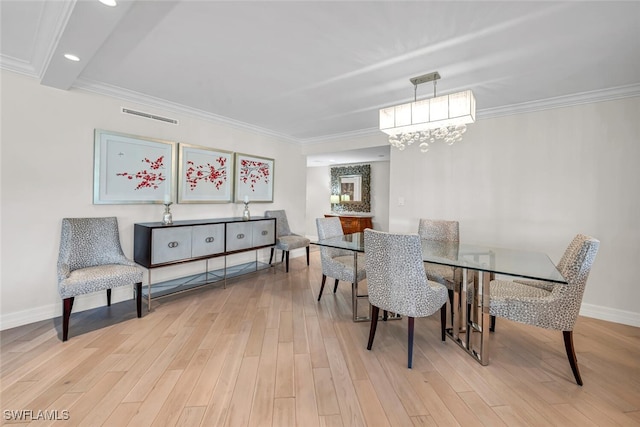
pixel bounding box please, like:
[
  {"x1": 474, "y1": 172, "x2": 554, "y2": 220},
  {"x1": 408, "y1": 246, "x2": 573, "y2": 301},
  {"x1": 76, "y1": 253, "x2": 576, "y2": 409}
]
[{"x1": 379, "y1": 90, "x2": 476, "y2": 136}]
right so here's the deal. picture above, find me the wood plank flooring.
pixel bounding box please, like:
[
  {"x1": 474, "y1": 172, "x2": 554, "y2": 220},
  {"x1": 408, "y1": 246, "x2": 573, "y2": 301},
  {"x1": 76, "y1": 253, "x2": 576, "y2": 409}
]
[{"x1": 2, "y1": 249, "x2": 639, "y2": 426}]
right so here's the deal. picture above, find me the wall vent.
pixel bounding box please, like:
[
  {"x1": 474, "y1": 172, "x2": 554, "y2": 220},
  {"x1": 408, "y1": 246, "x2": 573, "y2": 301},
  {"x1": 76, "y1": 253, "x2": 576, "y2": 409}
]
[{"x1": 121, "y1": 108, "x2": 178, "y2": 125}]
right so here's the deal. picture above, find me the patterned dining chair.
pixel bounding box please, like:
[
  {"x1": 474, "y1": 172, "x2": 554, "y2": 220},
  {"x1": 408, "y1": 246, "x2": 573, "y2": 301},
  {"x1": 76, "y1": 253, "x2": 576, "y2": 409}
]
[
  {"x1": 417, "y1": 219, "x2": 462, "y2": 290},
  {"x1": 265, "y1": 210, "x2": 310, "y2": 273},
  {"x1": 57, "y1": 217, "x2": 143, "y2": 341},
  {"x1": 364, "y1": 229, "x2": 448, "y2": 368},
  {"x1": 315, "y1": 217, "x2": 366, "y2": 301},
  {"x1": 489, "y1": 234, "x2": 600, "y2": 385}
]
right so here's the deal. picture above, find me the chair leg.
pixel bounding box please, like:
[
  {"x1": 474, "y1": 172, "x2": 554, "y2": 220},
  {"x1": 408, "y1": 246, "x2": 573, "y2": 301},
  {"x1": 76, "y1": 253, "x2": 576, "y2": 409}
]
[
  {"x1": 490, "y1": 315, "x2": 496, "y2": 332},
  {"x1": 333, "y1": 279, "x2": 339, "y2": 293},
  {"x1": 563, "y1": 330, "x2": 583, "y2": 386},
  {"x1": 318, "y1": 275, "x2": 327, "y2": 301},
  {"x1": 281, "y1": 251, "x2": 285, "y2": 262},
  {"x1": 383, "y1": 310, "x2": 388, "y2": 321},
  {"x1": 269, "y1": 248, "x2": 275, "y2": 265},
  {"x1": 107, "y1": 288, "x2": 112, "y2": 306},
  {"x1": 62, "y1": 297, "x2": 74, "y2": 342},
  {"x1": 136, "y1": 282, "x2": 142, "y2": 318},
  {"x1": 285, "y1": 251, "x2": 290, "y2": 273},
  {"x1": 367, "y1": 305, "x2": 380, "y2": 350},
  {"x1": 440, "y1": 304, "x2": 447, "y2": 342},
  {"x1": 306, "y1": 246, "x2": 310, "y2": 266},
  {"x1": 407, "y1": 317, "x2": 415, "y2": 368}
]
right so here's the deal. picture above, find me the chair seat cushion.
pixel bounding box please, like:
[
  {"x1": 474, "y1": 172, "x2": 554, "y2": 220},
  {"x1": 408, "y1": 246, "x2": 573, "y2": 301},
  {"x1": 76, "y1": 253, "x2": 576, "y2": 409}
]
[
  {"x1": 489, "y1": 280, "x2": 556, "y2": 327},
  {"x1": 59, "y1": 264, "x2": 143, "y2": 299},
  {"x1": 513, "y1": 278, "x2": 556, "y2": 291},
  {"x1": 329, "y1": 254, "x2": 367, "y2": 282},
  {"x1": 276, "y1": 234, "x2": 310, "y2": 251},
  {"x1": 425, "y1": 263, "x2": 455, "y2": 288}
]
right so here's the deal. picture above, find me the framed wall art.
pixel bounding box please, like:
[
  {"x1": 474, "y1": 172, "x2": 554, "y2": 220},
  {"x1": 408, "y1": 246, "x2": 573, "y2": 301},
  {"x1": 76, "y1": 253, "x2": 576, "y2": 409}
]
[
  {"x1": 93, "y1": 129, "x2": 176, "y2": 204},
  {"x1": 234, "y1": 153, "x2": 274, "y2": 203},
  {"x1": 177, "y1": 143, "x2": 234, "y2": 203}
]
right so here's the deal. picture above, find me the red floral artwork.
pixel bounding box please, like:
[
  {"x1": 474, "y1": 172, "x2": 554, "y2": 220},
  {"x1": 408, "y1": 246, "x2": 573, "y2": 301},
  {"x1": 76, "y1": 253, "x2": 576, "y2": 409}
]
[
  {"x1": 116, "y1": 156, "x2": 166, "y2": 190},
  {"x1": 239, "y1": 159, "x2": 270, "y2": 191},
  {"x1": 185, "y1": 156, "x2": 228, "y2": 191}
]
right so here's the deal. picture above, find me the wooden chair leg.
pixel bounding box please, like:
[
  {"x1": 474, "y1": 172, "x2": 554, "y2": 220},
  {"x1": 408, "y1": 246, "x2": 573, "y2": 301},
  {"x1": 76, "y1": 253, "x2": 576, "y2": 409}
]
[
  {"x1": 407, "y1": 317, "x2": 415, "y2": 368},
  {"x1": 136, "y1": 282, "x2": 142, "y2": 318},
  {"x1": 441, "y1": 304, "x2": 447, "y2": 342},
  {"x1": 383, "y1": 310, "x2": 388, "y2": 321},
  {"x1": 107, "y1": 288, "x2": 112, "y2": 306},
  {"x1": 269, "y1": 248, "x2": 275, "y2": 265},
  {"x1": 318, "y1": 275, "x2": 327, "y2": 301},
  {"x1": 333, "y1": 279, "x2": 339, "y2": 293},
  {"x1": 367, "y1": 306, "x2": 380, "y2": 350},
  {"x1": 490, "y1": 315, "x2": 496, "y2": 332},
  {"x1": 285, "y1": 251, "x2": 290, "y2": 273},
  {"x1": 62, "y1": 297, "x2": 74, "y2": 342},
  {"x1": 563, "y1": 330, "x2": 583, "y2": 386},
  {"x1": 306, "y1": 246, "x2": 310, "y2": 266}
]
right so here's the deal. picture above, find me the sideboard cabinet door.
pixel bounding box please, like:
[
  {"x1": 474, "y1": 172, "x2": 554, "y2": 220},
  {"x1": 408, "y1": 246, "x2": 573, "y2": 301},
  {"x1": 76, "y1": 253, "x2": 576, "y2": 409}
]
[
  {"x1": 151, "y1": 227, "x2": 192, "y2": 265},
  {"x1": 226, "y1": 222, "x2": 253, "y2": 252},
  {"x1": 252, "y1": 220, "x2": 275, "y2": 247},
  {"x1": 192, "y1": 224, "x2": 225, "y2": 258}
]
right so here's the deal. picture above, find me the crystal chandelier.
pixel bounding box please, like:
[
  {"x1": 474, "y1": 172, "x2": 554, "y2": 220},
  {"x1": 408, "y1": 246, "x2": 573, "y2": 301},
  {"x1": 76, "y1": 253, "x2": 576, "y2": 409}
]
[{"x1": 379, "y1": 72, "x2": 476, "y2": 153}]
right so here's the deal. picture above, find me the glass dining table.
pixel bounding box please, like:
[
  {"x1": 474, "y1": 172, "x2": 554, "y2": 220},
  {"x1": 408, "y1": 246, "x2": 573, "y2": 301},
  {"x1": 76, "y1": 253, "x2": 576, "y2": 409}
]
[{"x1": 312, "y1": 232, "x2": 567, "y2": 365}]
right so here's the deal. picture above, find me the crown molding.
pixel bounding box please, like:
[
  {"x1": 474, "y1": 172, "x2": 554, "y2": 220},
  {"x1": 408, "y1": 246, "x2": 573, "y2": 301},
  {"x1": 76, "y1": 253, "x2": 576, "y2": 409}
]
[{"x1": 477, "y1": 83, "x2": 640, "y2": 120}]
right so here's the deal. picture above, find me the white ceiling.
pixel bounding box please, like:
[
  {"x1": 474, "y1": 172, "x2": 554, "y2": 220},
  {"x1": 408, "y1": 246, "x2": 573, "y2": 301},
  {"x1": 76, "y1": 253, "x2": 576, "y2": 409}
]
[{"x1": 2, "y1": 1, "x2": 639, "y2": 159}]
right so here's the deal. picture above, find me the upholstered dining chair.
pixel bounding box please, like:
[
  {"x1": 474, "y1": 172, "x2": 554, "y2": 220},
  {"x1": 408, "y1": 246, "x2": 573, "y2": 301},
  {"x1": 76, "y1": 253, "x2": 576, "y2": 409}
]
[
  {"x1": 57, "y1": 217, "x2": 143, "y2": 341},
  {"x1": 315, "y1": 217, "x2": 366, "y2": 301},
  {"x1": 364, "y1": 229, "x2": 448, "y2": 368},
  {"x1": 417, "y1": 219, "x2": 462, "y2": 290},
  {"x1": 265, "y1": 210, "x2": 310, "y2": 273},
  {"x1": 489, "y1": 234, "x2": 600, "y2": 385}
]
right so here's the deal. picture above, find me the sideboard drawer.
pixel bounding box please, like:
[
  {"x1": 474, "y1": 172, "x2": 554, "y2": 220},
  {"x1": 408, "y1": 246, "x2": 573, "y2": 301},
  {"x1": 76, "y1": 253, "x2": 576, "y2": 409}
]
[
  {"x1": 152, "y1": 227, "x2": 192, "y2": 265},
  {"x1": 226, "y1": 222, "x2": 253, "y2": 252},
  {"x1": 252, "y1": 220, "x2": 275, "y2": 247},
  {"x1": 192, "y1": 224, "x2": 225, "y2": 258}
]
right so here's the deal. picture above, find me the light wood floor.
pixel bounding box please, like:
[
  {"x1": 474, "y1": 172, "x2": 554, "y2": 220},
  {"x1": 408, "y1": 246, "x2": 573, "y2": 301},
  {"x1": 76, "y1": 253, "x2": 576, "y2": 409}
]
[{"x1": 2, "y1": 250, "x2": 640, "y2": 426}]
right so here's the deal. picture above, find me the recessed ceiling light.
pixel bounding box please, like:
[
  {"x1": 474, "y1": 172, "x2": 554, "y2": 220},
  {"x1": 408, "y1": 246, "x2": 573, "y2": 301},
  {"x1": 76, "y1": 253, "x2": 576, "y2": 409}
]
[
  {"x1": 64, "y1": 53, "x2": 80, "y2": 62},
  {"x1": 99, "y1": 0, "x2": 117, "y2": 6}
]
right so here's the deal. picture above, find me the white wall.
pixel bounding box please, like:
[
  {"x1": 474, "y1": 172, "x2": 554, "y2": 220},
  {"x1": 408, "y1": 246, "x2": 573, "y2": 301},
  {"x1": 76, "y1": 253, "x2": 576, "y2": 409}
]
[
  {"x1": 305, "y1": 161, "x2": 390, "y2": 239},
  {"x1": 0, "y1": 70, "x2": 307, "y2": 329},
  {"x1": 387, "y1": 97, "x2": 639, "y2": 326}
]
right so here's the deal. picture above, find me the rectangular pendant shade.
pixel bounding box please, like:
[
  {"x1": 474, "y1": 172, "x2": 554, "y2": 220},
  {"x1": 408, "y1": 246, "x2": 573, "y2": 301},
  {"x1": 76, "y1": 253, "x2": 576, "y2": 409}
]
[{"x1": 379, "y1": 90, "x2": 476, "y2": 135}]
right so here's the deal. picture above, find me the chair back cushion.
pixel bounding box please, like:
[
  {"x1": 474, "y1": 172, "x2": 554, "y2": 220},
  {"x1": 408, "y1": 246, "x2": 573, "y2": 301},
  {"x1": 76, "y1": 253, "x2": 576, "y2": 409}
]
[
  {"x1": 364, "y1": 229, "x2": 447, "y2": 318},
  {"x1": 418, "y1": 219, "x2": 459, "y2": 242},
  {"x1": 58, "y1": 217, "x2": 129, "y2": 274},
  {"x1": 549, "y1": 234, "x2": 600, "y2": 329},
  {"x1": 265, "y1": 210, "x2": 291, "y2": 237}
]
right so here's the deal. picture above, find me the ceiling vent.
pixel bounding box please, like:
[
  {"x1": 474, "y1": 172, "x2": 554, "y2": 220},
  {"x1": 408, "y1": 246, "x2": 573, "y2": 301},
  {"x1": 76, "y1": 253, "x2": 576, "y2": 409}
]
[{"x1": 121, "y1": 108, "x2": 178, "y2": 125}]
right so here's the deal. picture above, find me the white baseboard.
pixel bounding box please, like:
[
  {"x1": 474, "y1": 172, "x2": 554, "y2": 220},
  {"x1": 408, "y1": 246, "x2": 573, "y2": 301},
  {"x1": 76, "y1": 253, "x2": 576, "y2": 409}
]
[
  {"x1": 0, "y1": 287, "x2": 133, "y2": 331},
  {"x1": 580, "y1": 303, "x2": 640, "y2": 327}
]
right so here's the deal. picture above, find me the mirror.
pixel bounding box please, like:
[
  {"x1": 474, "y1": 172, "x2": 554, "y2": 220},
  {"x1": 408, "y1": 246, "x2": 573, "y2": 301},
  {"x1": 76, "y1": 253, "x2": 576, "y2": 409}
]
[
  {"x1": 339, "y1": 174, "x2": 362, "y2": 202},
  {"x1": 330, "y1": 164, "x2": 371, "y2": 213}
]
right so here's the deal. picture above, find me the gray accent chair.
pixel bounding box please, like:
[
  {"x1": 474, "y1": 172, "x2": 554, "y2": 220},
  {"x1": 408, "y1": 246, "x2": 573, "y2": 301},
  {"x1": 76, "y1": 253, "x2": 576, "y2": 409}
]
[
  {"x1": 316, "y1": 217, "x2": 365, "y2": 301},
  {"x1": 364, "y1": 229, "x2": 448, "y2": 368},
  {"x1": 417, "y1": 219, "x2": 462, "y2": 290},
  {"x1": 265, "y1": 210, "x2": 310, "y2": 272},
  {"x1": 57, "y1": 217, "x2": 143, "y2": 341},
  {"x1": 489, "y1": 234, "x2": 600, "y2": 385}
]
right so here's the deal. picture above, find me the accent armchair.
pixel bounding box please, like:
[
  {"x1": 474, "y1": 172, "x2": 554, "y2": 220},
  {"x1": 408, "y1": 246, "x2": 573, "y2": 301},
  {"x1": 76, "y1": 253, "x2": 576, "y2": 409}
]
[
  {"x1": 57, "y1": 217, "x2": 143, "y2": 341},
  {"x1": 265, "y1": 210, "x2": 310, "y2": 273}
]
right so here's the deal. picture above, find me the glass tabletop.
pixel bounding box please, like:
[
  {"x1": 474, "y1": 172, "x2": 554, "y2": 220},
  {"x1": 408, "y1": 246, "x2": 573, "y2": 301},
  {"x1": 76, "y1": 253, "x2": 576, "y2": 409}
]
[{"x1": 313, "y1": 232, "x2": 566, "y2": 284}]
